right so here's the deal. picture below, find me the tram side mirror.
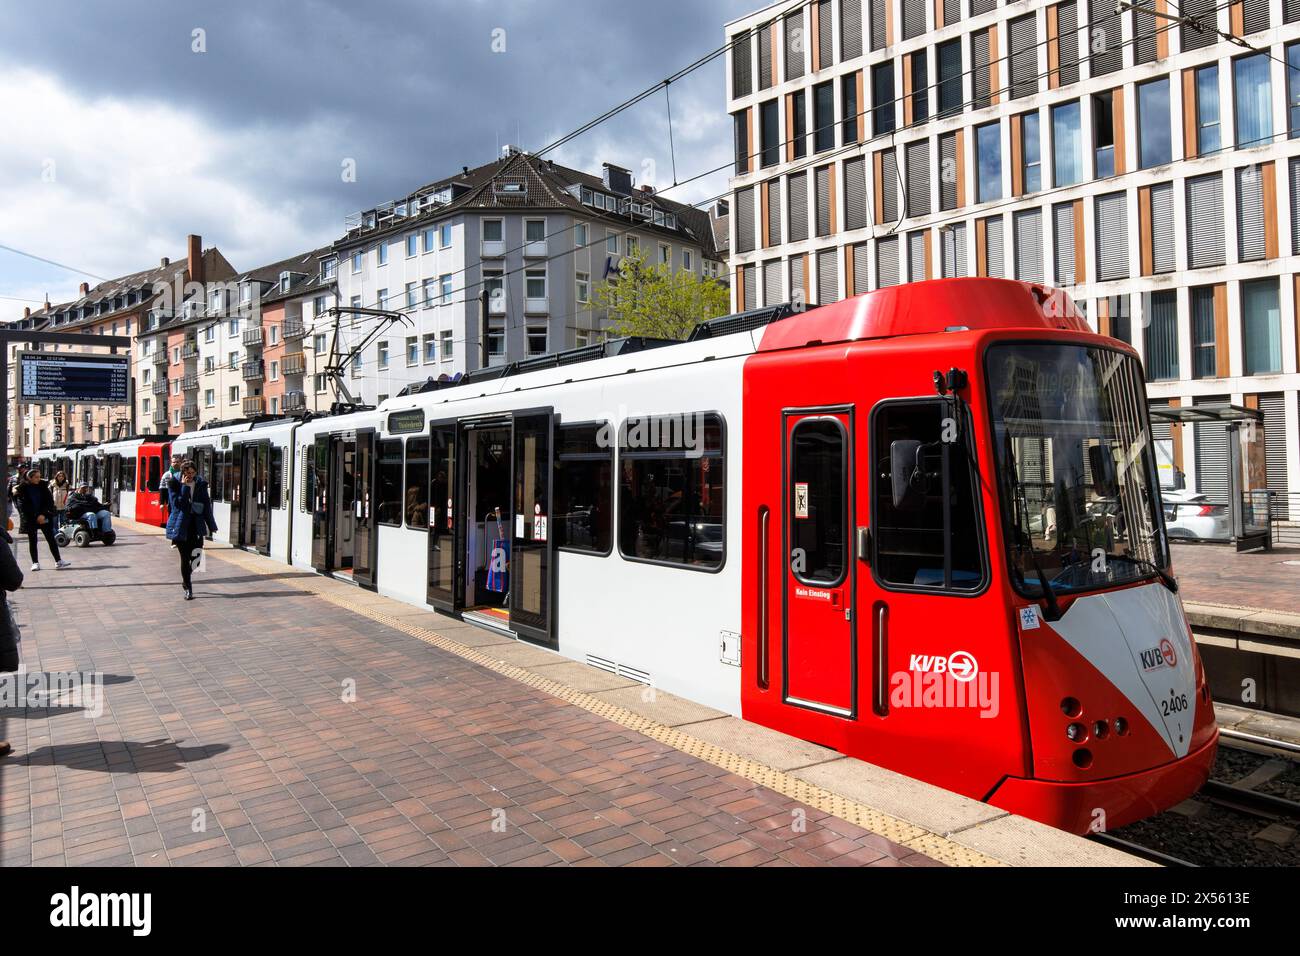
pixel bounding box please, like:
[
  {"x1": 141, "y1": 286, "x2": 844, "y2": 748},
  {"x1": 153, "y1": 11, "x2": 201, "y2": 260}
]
[
  {"x1": 1088, "y1": 444, "x2": 1118, "y2": 498},
  {"x1": 890, "y1": 440, "x2": 926, "y2": 509}
]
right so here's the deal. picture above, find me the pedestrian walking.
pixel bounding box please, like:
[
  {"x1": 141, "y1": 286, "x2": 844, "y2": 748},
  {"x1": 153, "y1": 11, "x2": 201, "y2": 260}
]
[
  {"x1": 14, "y1": 470, "x2": 69, "y2": 571},
  {"x1": 0, "y1": 523, "x2": 24, "y2": 759},
  {"x1": 50, "y1": 470, "x2": 71, "y2": 534},
  {"x1": 165, "y1": 459, "x2": 217, "y2": 601}
]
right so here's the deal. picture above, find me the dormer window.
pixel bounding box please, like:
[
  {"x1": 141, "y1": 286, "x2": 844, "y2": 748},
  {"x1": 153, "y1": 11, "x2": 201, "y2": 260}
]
[
  {"x1": 280, "y1": 271, "x2": 291, "y2": 294},
  {"x1": 321, "y1": 258, "x2": 337, "y2": 280},
  {"x1": 241, "y1": 283, "x2": 252, "y2": 304}
]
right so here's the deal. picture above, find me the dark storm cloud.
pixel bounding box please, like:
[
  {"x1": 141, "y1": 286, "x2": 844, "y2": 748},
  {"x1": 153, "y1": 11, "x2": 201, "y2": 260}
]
[{"x1": 0, "y1": 0, "x2": 756, "y2": 220}]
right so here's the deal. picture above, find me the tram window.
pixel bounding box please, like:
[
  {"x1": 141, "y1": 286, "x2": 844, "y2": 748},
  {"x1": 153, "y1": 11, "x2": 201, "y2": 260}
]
[
  {"x1": 211, "y1": 452, "x2": 225, "y2": 502},
  {"x1": 122, "y1": 457, "x2": 136, "y2": 491},
  {"x1": 405, "y1": 437, "x2": 431, "y2": 528},
  {"x1": 871, "y1": 400, "x2": 985, "y2": 592},
  {"x1": 555, "y1": 423, "x2": 613, "y2": 555},
  {"x1": 376, "y1": 440, "x2": 404, "y2": 526},
  {"x1": 790, "y1": 418, "x2": 847, "y2": 586},
  {"x1": 269, "y1": 447, "x2": 284, "y2": 510},
  {"x1": 145, "y1": 457, "x2": 161, "y2": 493},
  {"x1": 618, "y1": 413, "x2": 725, "y2": 570}
]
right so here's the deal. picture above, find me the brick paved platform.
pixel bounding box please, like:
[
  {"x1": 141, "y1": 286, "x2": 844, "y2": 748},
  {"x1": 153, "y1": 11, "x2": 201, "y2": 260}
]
[
  {"x1": 1174, "y1": 542, "x2": 1300, "y2": 616},
  {"x1": 0, "y1": 527, "x2": 942, "y2": 868}
]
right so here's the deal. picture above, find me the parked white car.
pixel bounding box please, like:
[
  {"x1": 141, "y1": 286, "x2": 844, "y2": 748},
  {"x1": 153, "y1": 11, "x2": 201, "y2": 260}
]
[{"x1": 1163, "y1": 490, "x2": 1230, "y2": 541}]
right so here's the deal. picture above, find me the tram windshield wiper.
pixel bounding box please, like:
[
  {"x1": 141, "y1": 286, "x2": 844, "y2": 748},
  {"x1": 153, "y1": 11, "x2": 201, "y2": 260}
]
[{"x1": 1101, "y1": 553, "x2": 1179, "y2": 594}]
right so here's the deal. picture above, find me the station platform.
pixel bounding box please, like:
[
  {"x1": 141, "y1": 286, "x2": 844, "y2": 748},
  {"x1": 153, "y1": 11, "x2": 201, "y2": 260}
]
[{"x1": 0, "y1": 520, "x2": 1140, "y2": 868}]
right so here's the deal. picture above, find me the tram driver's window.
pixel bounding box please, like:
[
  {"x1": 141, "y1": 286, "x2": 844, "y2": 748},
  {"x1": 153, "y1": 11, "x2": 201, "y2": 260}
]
[
  {"x1": 376, "y1": 440, "x2": 403, "y2": 526},
  {"x1": 145, "y1": 457, "x2": 161, "y2": 493},
  {"x1": 618, "y1": 413, "x2": 725, "y2": 570},
  {"x1": 872, "y1": 400, "x2": 984, "y2": 591},
  {"x1": 555, "y1": 423, "x2": 613, "y2": 554},
  {"x1": 405, "y1": 438, "x2": 431, "y2": 528}
]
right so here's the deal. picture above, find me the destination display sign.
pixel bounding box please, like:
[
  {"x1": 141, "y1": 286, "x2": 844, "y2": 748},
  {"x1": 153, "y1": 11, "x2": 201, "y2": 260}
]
[
  {"x1": 387, "y1": 409, "x2": 426, "y2": 435},
  {"x1": 18, "y1": 351, "x2": 131, "y2": 405}
]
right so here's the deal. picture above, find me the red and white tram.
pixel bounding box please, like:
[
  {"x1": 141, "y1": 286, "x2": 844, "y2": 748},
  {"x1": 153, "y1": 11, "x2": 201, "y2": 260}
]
[{"x1": 191, "y1": 278, "x2": 1218, "y2": 832}]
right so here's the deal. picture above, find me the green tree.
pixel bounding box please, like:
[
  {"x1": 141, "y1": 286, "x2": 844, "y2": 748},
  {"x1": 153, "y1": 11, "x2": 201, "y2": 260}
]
[{"x1": 594, "y1": 249, "x2": 730, "y2": 340}]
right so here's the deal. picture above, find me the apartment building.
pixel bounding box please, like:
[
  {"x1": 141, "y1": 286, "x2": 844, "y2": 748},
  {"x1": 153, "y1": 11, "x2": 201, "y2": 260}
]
[
  {"x1": 333, "y1": 148, "x2": 727, "y2": 405},
  {"x1": 139, "y1": 246, "x2": 338, "y2": 434},
  {"x1": 727, "y1": 0, "x2": 1300, "y2": 503}
]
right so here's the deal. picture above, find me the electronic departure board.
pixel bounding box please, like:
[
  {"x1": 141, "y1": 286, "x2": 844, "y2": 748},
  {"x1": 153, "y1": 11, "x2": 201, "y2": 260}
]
[{"x1": 17, "y1": 351, "x2": 131, "y2": 405}]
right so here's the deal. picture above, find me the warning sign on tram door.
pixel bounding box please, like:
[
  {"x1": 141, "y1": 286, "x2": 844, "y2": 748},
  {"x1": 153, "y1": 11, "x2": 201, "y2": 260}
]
[
  {"x1": 17, "y1": 351, "x2": 131, "y2": 405},
  {"x1": 794, "y1": 482, "x2": 809, "y2": 518}
]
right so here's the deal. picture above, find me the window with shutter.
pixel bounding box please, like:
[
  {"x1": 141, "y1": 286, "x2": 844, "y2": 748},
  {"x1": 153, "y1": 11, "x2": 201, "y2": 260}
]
[
  {"x1": 1010, "y1": 15, "x2": 1037, "y2": 99},
  {"x1": 877, "y1": 236, "x2": 901, "y2": 287},
  {"x1": 767, "y1": 178, "x2": 783, "y2": 245},
  {"x1": 970, "y1": 0, "x2": 996, "y2": 13},
  {"x1": 784, "y1": 11, "x2": 806, "y2": 80},
  {"x1": 732, "y1": 30, "x2": 752, "y2": 97},
  {"x1": 742, "y1": 264, "x2": 758, "y2": 311},
  {"x1": 1258, "y1": 394, "x2": 1291, "y2": 504},
  {"x1": 844, "y1": 156, "x2": 869, "y2": 231},
  {"x1": 870, "y1": 0, "x2": 886, "y2": 52},
  {"x1": 941, "y1": 223, "x2": 967, "y2": 277},
  {"x1": 906, "y1": 140, "x2": 930, "y2": 217},
  {"x1": 903, "y1": 0, "x2": 926, "y2": 40},
  {"x1": 1056, "y1": 2, "x2": 1079, "y2": 86},
  {"x1": 1181, "y1": 0, "x2": 1219, "y2": 51},
  {"x1": 815, "y1": 165, "x2": 832, "y2": 236},
  {"x1": 1186, "y1": 173, "x2": 1225, "y2": 268},
  {"x1": 788, "y1": 171, "x2": 809, "y2": 241},
  {"x1": 1144, "y1": 291, "x2": 1179, "y2": 381},
  {"x1": 1194, "y1": 394, "x2": 1232, "y2": 503},
  {"x1": 789, "y1": 256, "x2": 806, "y2": 303},
  {"x1": 972, "y1": 29, "x2": 992, "y2": 109},
  {"x1": 1291, "y1": 158, "x2": 1300, "y2": 255},
  {"x1": 734, "y1": 110, "x2": 750, "y2": 175},
  {"x1": 1243, "y1": 0, "x2": 1269, "y2": 33},
  {"x1": 1288, "y1": 0, "x2": 1300, "y2": 23},
  {"x1": 1094, "y1": 192, "x2": 1129, "y2": 281},
  {"x1": 1053, "y1": 202, "x2": 1076, "y2": 286},
  {"x1": 759, "y1": 26, "x2": 773, "y2": 89},
  {"x1": 817, "y1": 0, "x2": 833, "y2": 70},
  {"x1": 937, "y1": 40, "x2": 963, "y2": 117},
  {"x1": 841, "y1": 0, "x2": 863, "y2": 60},
  {"x1": 984, "y1": 216, "x2": 1005, "y2": 277},
  {"x1": 907, "y1": 231, "x2": 926, "y2": 281},
  {"x1": 1150, "y1": 183, "x2": 1175, "y2": 274},
  {"x1": 939, "y1": 133, "x2": 958, "y2": 211},
  {"x1": 764, "y1": 260, "x2": 783, "y2": 306},
  {"x1": 1236, "y1": 166, "x2": 1267, "y2": 262},
  {"x1": 817, "y1": 248, "x2": 839, "y2": 303},
  {"x1": 1089, "y1": 0, "x2": 1121, "y2": 76},
  {"x1": 736, "y1": 187, "x2": 756, "y2": 254},
  {"x1": 943, "y1": 0, "x2": 961, "y2": 27},
  {"x1": 1133, "y1": 5, "x2": 1157, "y2": 65},
  {"x1": 1014, "y1": 208, "x2": 1044, "y2": 282},
  {"x1": 880, "y1": 150, "x2": 900, "y2": 223},
  {"x1": 853, "y1": 243, "x2": 871, "y2": 293}
]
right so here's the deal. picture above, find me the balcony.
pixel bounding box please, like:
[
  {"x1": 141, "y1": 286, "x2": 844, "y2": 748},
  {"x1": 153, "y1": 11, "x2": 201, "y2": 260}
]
[
  {"x1": 152, "y1": 351, "x2": 170, "y2": 367},
  {"x1": 242, "y1": 396, "x2": 265, "y2": 417},
  {"x1": 283, "y1": 391, "x2": 306, "y2": 413},
  {"x1": 241, "y1": 360, "x2": 264, "y2": 382},
  {"x1": 151, "y1": 379, "x2": 168, "y2": 396},
  {"x1": 283, "y1": 352, "x2": 306, "y2": 376},
  {"x1": 523, "y1": 237, "x2": 548, "y2": 258},
  {"x1": 242, "y1": 326, "x2": 264, "y2": 347},
  {"x1": 488, "y1": 292, "x2": 507, "y2": 316},
  {"x1": 182, "y1": 341, "x2": 199, "y2": 360},
  {"x1": 283, "y1": 317, "x2": 306, "y2": 340},
  {"x1": 480, "y1": 238, "x2": 506, "y2": 258},
  {"x1": 181, "y1": 405, "x2": 199, "y2": 423},
  {"x1": 151, "y1": 406, "x2": 168, "y2": 425},
  {"x1": 524, "y1": 296, "x2": 549, "y2": 315},
  {"x1": 182, "y1": 374, "x2": 199, "y2": 391}
]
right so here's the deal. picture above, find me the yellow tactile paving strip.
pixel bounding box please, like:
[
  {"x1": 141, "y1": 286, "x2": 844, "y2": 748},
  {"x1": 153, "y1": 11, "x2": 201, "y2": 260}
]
[{"x1": 139, "y1": 522, "x2": 1003, "y2": 867}]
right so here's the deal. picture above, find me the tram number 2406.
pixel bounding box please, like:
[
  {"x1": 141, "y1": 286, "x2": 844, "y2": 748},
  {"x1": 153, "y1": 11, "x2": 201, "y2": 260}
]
[{"x1": 1160, "y1": 692, "x2": 1190, "y2": 717}]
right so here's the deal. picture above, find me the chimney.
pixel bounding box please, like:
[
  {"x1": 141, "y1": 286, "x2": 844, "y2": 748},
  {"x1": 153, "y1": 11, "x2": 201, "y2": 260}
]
[
  {"x1": 160, "y1": 257, "x2": 170, "y2": 267},
  {"x1": 79, "y1": 282, "x2": 89, "y2": 296},
  {"x1": 23, "y1": 307, "x2": 30, "y2": 318},
  {"x1": 187, "y1": 234, "x2": 203, "y2": 285}
]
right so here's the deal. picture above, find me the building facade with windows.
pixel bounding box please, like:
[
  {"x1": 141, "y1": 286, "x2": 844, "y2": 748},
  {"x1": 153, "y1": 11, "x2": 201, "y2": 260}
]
[
  {"x1": 332, "y1": 148, "x2": 727, "y2": 406},
  {"x1": 727, "y1": 0, "x2": 1300, "y2": 505}
]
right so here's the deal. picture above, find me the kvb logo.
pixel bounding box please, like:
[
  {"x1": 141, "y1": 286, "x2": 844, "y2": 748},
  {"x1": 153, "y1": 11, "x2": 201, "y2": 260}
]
[
  {"x1": 909, "y1": 650, "x2": 979, "y2": 682},
  {"x1": 1139, "y1": 638, "x2": 1177, "y2": 672}
]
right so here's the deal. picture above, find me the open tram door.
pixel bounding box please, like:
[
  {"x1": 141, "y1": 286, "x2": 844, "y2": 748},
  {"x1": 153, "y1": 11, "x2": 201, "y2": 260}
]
[
  {"x1": 310, "y1": 429, "x2": 377, "y2": 588},
  {"x1": 427, "y1": 409, "x2": 555, "y2": 648},
  {"x1": 235, "y1": 442, "x2": 272, "y2": 555}
]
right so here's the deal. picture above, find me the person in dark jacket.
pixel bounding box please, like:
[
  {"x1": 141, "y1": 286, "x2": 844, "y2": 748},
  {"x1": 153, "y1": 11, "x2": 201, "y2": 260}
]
[
  {"x1": 15, "y1": 471, "x2": 69, "y2": 571},
  {"x1": 167, "y1": 460, "x2": 217, "y2": 600},
  {"x1": 0, "y1": 526, "x2": 23, "y2": 758},
  {"x1": 67, "y1": 485, "x2": 113, "y2": 533}
]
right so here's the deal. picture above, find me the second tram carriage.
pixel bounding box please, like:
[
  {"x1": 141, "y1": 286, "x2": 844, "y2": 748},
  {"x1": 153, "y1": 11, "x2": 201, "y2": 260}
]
[{"x1": 149, "y1": 278, "x2": 1216, "y2": 833}]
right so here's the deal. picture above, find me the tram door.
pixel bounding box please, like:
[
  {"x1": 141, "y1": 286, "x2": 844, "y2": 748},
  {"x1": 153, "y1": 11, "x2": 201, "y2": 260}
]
[
  {"x1": 106, "y1": 455, "x2": 122, "y2": 515},
  {"x1": 510, "y1": 409, "x2": 555, "y2": 648},
  {"x1": 427, "y1": 420, "x2": 463, "y2": 615},
  {"x1": 318, "y1": 430, "x2": 376, "y2": 585},
  {"x1": 238, "y1": 442, "x2": 270, "y2": 553},
  {"x1": 351, "y1": 430, "x2": 376, "y2": 589},
  {"x1": 782, "y1": 409, "x2": 857, "y2": 718},
  {"x1": 310, "y1": 436, "x2": 330, "y2": 572}
]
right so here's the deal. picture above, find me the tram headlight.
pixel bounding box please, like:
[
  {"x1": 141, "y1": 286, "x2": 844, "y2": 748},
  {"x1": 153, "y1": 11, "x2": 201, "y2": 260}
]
[
  {"x1": 1060, "y1": 697, "x2": 1082, "y2": 718},
  {"x1": 1066, "y1": 722, "x2": 1087, "y2": 743},
  {"x1": 1093, "y1": 720, "x2": 1109, "y2": 739}
]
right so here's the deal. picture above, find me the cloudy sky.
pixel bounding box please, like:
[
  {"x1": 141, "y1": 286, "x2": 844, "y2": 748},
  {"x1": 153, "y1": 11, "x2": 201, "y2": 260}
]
[{"x1": 0, "y1": 0, "x2": 758, "y2": 314}]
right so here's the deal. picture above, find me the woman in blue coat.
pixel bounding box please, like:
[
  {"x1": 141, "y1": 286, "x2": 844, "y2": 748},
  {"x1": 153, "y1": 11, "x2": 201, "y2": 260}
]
[{"x1": 166, "y1": 459, "x2": 218, "y2": 600}]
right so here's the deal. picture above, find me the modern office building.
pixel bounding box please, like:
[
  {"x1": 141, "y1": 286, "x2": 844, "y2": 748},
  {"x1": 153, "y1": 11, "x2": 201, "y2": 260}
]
[{"x1": 726, "y1": 0, "x2": 1299, "y2": 505}]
